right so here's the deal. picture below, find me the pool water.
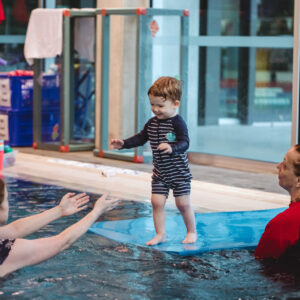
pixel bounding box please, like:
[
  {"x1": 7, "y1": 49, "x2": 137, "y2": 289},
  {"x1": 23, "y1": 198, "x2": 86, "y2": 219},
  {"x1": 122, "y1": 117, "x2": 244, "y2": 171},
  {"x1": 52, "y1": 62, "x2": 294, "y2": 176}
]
[{"x1": 2, "y1": 177, "x2": 300, "y2": 299}]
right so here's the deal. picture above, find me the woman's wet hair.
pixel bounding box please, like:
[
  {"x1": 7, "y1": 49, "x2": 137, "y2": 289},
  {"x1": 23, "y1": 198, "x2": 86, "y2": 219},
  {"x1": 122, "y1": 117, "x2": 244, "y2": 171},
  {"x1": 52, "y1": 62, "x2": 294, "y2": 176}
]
[{"x1": 293, "y1": 144, "x2": 300, "y2": 176}]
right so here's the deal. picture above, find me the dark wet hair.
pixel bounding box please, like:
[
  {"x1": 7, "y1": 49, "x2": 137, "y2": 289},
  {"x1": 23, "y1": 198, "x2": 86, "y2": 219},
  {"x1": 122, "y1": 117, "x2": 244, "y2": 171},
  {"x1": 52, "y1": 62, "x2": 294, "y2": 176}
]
[
  {"x1": 293, "y1": 144, "x2": 300, "y2": 176},
  {"x1": 0, "y1": 178, "x2": 5, "y2": 205},
  {"x1": 148, "y1": 76, "x2": 182, "y2": 102}
]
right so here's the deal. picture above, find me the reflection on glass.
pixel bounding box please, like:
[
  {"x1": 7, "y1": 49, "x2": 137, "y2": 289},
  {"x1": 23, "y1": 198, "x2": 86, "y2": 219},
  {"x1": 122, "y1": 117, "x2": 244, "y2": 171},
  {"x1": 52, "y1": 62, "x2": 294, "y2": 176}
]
[
  {"x1": 257, "y1": 0, "x2": 294, "y2": 36},
  {"x1": 194, "y1": 42, "x2": 293, "y2": 162},
  {"x1": 0, "y1": 0, "x2": 37, "y2": 35},
  {"x1": 56, "y1": 0, "x2": 96, "y2": 9},
  {"x1": 221, "y1": 0, "x2": 241, "y2": 36},
  {"x1": 220, "y1": 48, "x2": 238, "y2": 119},
  {"x1": 0, "y1": 44, "x2": 28, "y2": 72},
  {"x1": 255, "y1": 48, "x2": 292, "y2": 123},
  {"x1": 39, "y1": 53, "x2": 95, "y2": 145},
  {"x1": 218, "y1": 0, "x2": 294, "y2": 37},
  {"x1": 72, "y1": 55, "x2": 95, "y2": 142},
  {"x1": 0, "y1": 0, "x2": 96, "y2": 72}
]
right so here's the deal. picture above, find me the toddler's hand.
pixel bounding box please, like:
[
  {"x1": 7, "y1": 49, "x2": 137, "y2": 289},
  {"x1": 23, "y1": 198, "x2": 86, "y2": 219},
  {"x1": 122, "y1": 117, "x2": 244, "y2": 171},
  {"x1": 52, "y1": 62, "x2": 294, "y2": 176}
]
[
  {"x1": 157, "y1": 143, "x2": 172, "y2": 154},
  {"x1": 110, "y1": 139, "x2": 124, "y2": 150}
]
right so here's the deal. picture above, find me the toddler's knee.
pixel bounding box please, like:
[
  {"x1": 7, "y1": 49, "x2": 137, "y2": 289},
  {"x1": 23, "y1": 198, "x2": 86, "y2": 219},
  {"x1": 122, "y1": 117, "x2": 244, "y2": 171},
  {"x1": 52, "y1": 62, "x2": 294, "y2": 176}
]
[
  {"x1": 151, "y1": 198, "x2": 165, "y2": 209},
  {"x1": 176, "y1": 202, "x2": 190, "y2": 212},
  {"x1": 151, "y1": 201, "x2": 163, "y2": 210}
]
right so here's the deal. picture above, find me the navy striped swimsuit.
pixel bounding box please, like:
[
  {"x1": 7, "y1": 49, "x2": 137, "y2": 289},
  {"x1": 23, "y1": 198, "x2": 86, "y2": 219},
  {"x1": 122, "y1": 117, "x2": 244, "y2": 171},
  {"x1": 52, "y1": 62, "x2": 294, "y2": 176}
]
[{"x1": 123, "y1": 115, "x2": 192, "y2": 197}]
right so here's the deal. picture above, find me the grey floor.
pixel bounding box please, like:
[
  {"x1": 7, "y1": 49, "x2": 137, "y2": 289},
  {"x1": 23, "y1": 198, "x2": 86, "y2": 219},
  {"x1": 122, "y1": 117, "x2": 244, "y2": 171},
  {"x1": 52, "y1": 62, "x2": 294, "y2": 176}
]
[{"x1": 189, "y1": 163, "x2": 285, "y2": 195}]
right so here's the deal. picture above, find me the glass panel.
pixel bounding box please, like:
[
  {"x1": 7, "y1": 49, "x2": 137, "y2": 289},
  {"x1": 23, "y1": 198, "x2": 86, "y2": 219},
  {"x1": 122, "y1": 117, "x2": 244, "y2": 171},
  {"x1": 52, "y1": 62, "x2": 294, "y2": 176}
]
[
  {"x1": 257, "y1": 0, "x2": 294, "y2": 36},
  {"x1": 152, "y1": 15, "x2": 180, "y2": 81},
  {"x1": 70, "y1": 16, "x2": 96, "y2": 143},
  {"x1": 0, "y1": 44, "x2": 28, "y2": 72},
  {"x1": 0, "y1": 0, "x2": 38, "y2": 72},
  {"x1": 103, "y1": 15, "x2": 138, "y2": 157},
  {"x1": 41, "y1": 68, "x2": 61, "y2": 144},
  {"x1": 202, "y1": 1, "x2": 244, "y2": 37},
  {"x1": 0, "y1": 1, "x2": 97, "y2": 72},
  {"x1": 221, "y1": 0, "x2": 241, "y2": 36},
  {"x1": 39, "y1": 12, "x2": 97, "y2": 145},
  {"x1": 255, "y1": 48, "x2": 292, "y2": 123},
  {"x1": 220, "y1": 47, "x2": 238, "y2": 119},
  {"x1": 71, "y1": 57, "x2": 95, "y2": 143},
  {"x1": 191, "y1": 43, "x2": 293, "y2": 162},
  {"x1": 191, "y1": 41, "x2": 292, "y2": 162},
  {"x1": 0, "y1": 0, "x2": 37, "y2": 35},
  {"x1": 187, "y1": 0, "x2": 294, "y2": 163},
  {"x1": 106, "y1": 13, "x2": 183, "y2": 159},
  {"x1": 40, "y1": 59, "x2": 96, "y2": 145},
  {"x1": 56, "y1": 0, "x2": 96, "y2": 9},
  {"x1": 150, "y1": 15, "x2": 181, "y2": 158}
]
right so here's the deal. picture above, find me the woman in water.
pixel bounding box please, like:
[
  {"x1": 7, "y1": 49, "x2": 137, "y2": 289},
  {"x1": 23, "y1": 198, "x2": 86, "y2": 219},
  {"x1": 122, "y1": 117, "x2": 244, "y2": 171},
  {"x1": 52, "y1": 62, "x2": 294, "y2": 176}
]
[
  {"x1": 255, "y1": 144, "x2": 300, "y2": 259},
  {"x1": 0, "y1": 178, "x2": 119, "y2": 276}
]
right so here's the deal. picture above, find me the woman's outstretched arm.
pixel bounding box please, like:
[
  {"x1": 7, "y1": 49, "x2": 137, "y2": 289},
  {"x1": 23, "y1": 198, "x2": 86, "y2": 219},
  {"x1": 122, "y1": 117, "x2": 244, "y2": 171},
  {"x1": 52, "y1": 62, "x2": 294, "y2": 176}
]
[
  {"x1": 0, "y1": 194, "x2": 119, "y2": 277},
  {"x1": 0, "y1": 193, "x2": 90, "y2": 239}
]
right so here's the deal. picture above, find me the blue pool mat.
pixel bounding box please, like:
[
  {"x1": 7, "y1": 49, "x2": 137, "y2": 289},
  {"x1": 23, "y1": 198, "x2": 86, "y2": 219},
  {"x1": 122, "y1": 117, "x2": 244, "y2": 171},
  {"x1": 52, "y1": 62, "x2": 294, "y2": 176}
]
[{"x1": 89, "y1": 207, "x2": 287, "y2": 256}]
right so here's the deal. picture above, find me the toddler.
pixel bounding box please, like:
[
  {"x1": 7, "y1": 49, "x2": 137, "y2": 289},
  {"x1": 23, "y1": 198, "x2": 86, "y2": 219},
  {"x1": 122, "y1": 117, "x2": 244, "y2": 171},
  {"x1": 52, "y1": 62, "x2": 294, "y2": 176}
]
[{"x1": 111, "y1": 76, "x2": 197, "y2": 245}]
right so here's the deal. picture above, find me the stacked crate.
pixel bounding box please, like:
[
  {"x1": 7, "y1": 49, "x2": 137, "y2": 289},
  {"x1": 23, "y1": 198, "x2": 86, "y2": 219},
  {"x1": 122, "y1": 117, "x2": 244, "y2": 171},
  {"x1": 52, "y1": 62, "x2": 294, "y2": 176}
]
[
  {"x1": 40, "y1": 74, "x2": 60, "y2": 143},
  {"x1": 0, "y1": 71, "x2": 60, "y2": 146},
  {"x1": 0, "y1": 71, "x2": 34, "y2": 146}
]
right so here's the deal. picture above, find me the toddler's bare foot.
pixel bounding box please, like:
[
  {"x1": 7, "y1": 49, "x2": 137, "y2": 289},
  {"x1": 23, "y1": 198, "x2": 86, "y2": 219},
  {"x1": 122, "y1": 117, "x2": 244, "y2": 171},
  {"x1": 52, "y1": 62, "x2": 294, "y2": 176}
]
[
  {"x1": 146, "y1": 234, "x2": 166, "y2": 246},
  {"x1": 182, "y1": 232, "x2": 197, "y2": 244}
]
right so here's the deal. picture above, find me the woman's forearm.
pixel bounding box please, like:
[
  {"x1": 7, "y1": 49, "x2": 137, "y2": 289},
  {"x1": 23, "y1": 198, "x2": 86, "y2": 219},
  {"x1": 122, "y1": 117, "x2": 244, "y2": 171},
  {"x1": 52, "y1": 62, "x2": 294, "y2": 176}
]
[
  {"x1": 2, "y1": 206, "x2": 63, "y2": 239},
  {"x1": 57, "y1": 209, "x2": 101, "y2": 251}
]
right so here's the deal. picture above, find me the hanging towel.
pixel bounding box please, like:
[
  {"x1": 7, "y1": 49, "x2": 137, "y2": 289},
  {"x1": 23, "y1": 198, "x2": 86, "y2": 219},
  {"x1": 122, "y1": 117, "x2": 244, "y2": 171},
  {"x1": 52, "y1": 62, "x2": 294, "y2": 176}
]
[
  {"x1": 24, "y1": 8, "x2": 65, "y2": 65},
  {"x1": 0, "y1": 0, "x2": 5, "y2": 24}
]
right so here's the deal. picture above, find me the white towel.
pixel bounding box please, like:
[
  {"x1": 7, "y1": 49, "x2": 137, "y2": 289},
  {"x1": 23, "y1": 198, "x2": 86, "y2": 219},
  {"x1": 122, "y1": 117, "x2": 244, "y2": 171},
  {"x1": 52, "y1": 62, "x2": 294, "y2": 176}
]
[{"x1": 24, "y1": 8, "x2": 65, "y2": 65}]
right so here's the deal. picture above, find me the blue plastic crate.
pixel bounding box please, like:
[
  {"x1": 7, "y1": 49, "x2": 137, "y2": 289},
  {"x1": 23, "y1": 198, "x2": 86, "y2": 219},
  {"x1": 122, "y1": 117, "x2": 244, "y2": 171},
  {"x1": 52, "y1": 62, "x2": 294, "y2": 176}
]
[
  {"x1": 0, "y1": 108, "x2": 60, "y2": 146},
  {"x1": 0, "y1": 74, "x2": 61, "y2": 111},
  {"x1": 42, "y1": 74, "x2": 60, "y2": 109},
  {"x1": 0, "y1": 75, "x2": 33, "y2": 110},
  {"x1": 0, "y1": 108, "x2": 33, "y2": 146},
  {"x1": 0, "y1": 74, "x2": 9, "y2": 109}
]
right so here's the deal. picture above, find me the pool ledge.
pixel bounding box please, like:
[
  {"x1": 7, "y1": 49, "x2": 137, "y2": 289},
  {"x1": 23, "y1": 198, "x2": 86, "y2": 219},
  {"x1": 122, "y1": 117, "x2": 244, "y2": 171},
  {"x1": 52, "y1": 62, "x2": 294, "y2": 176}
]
[{"x1": 4, "y1": 152, "x2": 289, "y2": 213}]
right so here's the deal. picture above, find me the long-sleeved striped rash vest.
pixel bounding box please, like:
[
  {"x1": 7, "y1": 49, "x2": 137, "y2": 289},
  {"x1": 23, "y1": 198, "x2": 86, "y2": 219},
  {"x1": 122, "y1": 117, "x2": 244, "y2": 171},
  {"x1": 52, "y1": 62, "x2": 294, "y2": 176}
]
[{"x1": 122, "y1": 115, "x2": 192, "y2": 197}]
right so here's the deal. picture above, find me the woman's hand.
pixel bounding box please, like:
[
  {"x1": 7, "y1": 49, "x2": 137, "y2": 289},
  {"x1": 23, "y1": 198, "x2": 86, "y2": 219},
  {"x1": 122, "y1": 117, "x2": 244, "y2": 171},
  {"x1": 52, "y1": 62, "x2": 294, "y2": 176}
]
[
  {"x1": 93, "y1": 193, "x2": 119, "y2": 216},
  {"x1": 157, "y1": 143, "x2": 172, "y2": 154},
  {"x1": 59, "y1": 193, "x2": 90, "y2": 217},
  {"x1": 110, "y1": 139, "x2": 124, "y2": 150}
]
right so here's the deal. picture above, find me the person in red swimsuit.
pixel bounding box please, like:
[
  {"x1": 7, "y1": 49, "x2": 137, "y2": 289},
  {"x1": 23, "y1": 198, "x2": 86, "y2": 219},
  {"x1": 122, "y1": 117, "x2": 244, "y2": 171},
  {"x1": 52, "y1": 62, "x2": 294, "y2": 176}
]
[
  {"x1": 0, "y1": 179, "x2": 119, "y2": 277},
  {"x1": 255, "y1": 144, "x2": 300, "y2": 259}
]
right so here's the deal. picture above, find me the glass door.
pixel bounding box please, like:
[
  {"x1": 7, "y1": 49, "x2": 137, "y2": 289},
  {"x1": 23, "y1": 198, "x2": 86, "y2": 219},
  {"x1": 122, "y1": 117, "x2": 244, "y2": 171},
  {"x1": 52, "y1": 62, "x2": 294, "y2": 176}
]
[{"x1": 190, "y1": 0, "x2": 294, "y2": 162}]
